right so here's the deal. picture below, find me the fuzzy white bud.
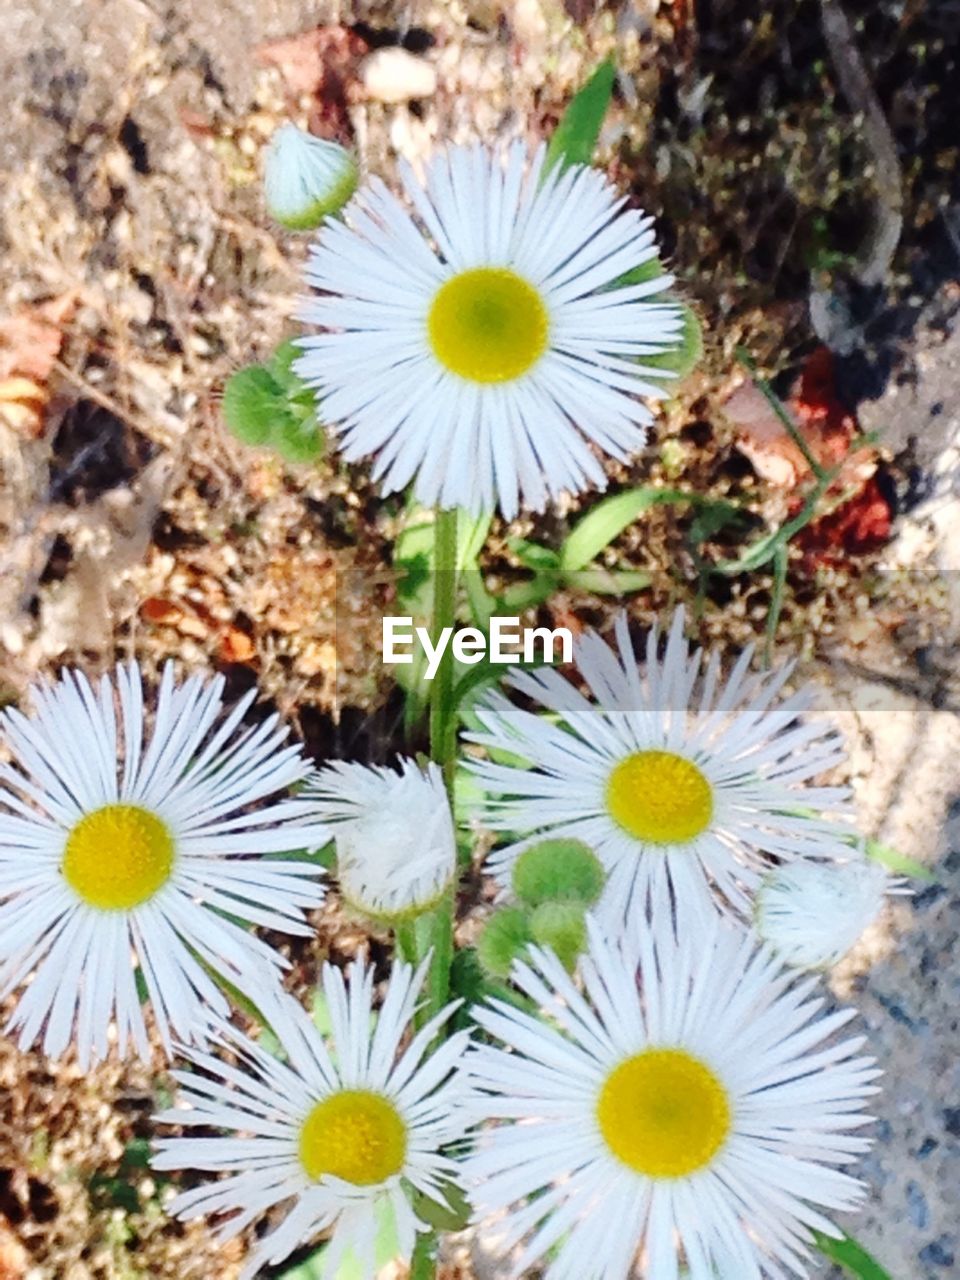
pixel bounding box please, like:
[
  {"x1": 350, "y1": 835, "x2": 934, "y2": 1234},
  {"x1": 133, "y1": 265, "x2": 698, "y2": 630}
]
[
  {"x1": 756, "y1": 857, "x2": 901, "y2": 970},
  {"x1": 305, "y1": 758, "x2": 456, "y2": 921}
]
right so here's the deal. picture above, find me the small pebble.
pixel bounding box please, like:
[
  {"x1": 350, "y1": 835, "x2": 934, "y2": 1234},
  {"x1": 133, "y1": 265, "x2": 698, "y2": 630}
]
[
  {"x1": 919, "y1": 1236, "x2": 955, "y2": 1268},
  {"x1": 906, "y1": 1180, "x2": 929, "y2": 1229},
  {"x1": 361, "y1": 48, "x2": 438, "y2": 102},
  {"x1": 912, "y1": 883, "x2": 947, "y2": 911}
]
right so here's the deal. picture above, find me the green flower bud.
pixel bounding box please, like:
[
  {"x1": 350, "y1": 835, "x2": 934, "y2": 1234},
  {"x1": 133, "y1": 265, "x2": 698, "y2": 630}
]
[
  {"x1": 511, "y1": 838, "x2": 606, "y2": 909},
  {"x1": 477, "y1": 907, "x2": 532, "y2": 980},
  {"x1": 264, "y1": 124, "x2": 358, "y2": 231},
  {"x1": 221, "y1": 345, "x2": 325, "y2": 463},
  {"x1": 529, "y1": 901, "x2": 587, "y2": 973},
  {"x1": 221, "y1": 365, "x2": 281, "y2": 445},
  {"x1": 644, "y1": 302, "x2": 703, "y2": 382}
]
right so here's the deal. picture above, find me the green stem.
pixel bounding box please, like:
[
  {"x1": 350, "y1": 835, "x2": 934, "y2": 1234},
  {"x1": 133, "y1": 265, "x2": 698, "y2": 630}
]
[
  {"x1": 394, "y1": 919, "x2": 418, "y2": 967},
  {"x1": 424, "y1": 506, "x2": 459, "y2": 1021},
  {"x1": 409, "y1": 1232, "x2": 437, "y2": 1280},
  {"x1": 425, "y1": 887, "x2": 455, "y2": 1019},
  {"x1": 764, "y1": 541, "x2": 789, "y2": 667},
  {"x1": 429, "y1": 506, "x2": 459, "y2": 787},
  {"x1": 714, "y1": 466, "x2": 835, "y2": 576},
  {"x1": 408, "y1": 506, "x2": 460, "y2": 1280}
]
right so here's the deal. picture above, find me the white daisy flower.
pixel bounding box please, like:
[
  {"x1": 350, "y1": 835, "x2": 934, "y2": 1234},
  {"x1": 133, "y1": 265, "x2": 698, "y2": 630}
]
[
  {"x1": 467, "y1": 914, "x2": 880, "y2": 1280},
  {"x1": 153, "y1": 958, "x2": 473, "y2": 1280},
  {"x1": 0, "y1": 663, "x2": 330, "y2": 1066},
  {"x1": 756, "y1": 856, "x2": 906, "y2": 971},
  {"x1": 264, "y1": 123, "x2": 358, "y2": 230},
  {"x1": 296, "y1": 141, "x2": 683, "y2": 518},
  {"x1": 305, "y1": 758, "x2": 456, "y2": 922},
  {"x1": 467, "y1": 609, "x2": 853, "y2": 929}
]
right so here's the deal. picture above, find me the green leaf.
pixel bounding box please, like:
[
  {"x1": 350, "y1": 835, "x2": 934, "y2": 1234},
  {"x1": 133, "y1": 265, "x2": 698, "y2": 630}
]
[
  {"x1": 507, "y1": 537, "x2": 561, "y2": 572},
  {"x1": 394, "y1": 517, "x2": 435, "y2": 610},
  {"x1": 451, "y1": 651, "x2": 548, "y2": 727},
  {"x1": 458, "y1": 510, "x2": 493, "y2": 568},
  {"x1": 687, "y1": 498, "x2": 746, "y2": 546},
  {"x1": 273, "y1": 340, "x2": 321, "y2": 414},
  {"x1": 450, "y1": 658, "x2": 504, "y2": 724},
  {"x1": 559, "y1": 486, "x2": 694, "y2": 572},
  {"x1": 462, "y1": 567, "x2": 499, "y2": 630},
  {"x1": 544, "y1": 57, "x2": 616, "y2": 175},
  {"x1": 496, "y1": 573, "x2": 558, "y2": 611},
  {"x1": 449, "y1": 945, "x2": 486, "y2": 1007},
  {"x1": 88, "y1": 1172, "x2": 140, "y2": 1214},
  {"x1": 812, "y1": 1230, "x2": 893, "y2": 1280},
  {"x1": 121, "y1": 1137, "x2": 152, "y2": 1170},
  {"x1": 222, "y1": 365, "x2": 283, "y2": 445},
  {"x1": 221, "y1": 348, "x2": 325, "y2": 465},
  {"x1": 562, "y1": 566, "x2": 652, "y2": 596},
  {"x1": 274, "y1": 1251, "x2": 326, "y2": 1280},
  {"x1": 393, "y1": 506, "x2": 494, "y2": 631},
  {"x1": 864, "y1": 838, "x2": 936, "y2": 883},
  {"x1": 413, "y1": 1183, "x2": 472, "y2": 1232}
]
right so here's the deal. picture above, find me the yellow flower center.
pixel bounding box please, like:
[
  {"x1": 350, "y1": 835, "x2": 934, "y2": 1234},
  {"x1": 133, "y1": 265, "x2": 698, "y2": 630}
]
[
  {"x1": 596, "y1": 1048, "x2": 732, "y2": 1178},
  {"x1": 606, "y1": 750, "x2": 713, "y2": 844},
  {"x1": 298, "y1": 1090, "x2": 407, "y2": 1185},
  {"x1": 428, "y1": 267, "x2": 549, "y2": 383},
  {"x1": 62, "y1": 803, "x2": 175, "y2": 910}
]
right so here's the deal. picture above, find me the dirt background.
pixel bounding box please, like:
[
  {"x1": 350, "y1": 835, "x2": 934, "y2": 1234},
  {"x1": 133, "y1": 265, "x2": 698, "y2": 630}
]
[{"x1": 0, "y1": 1, "x2": 958, "y2": 1277}]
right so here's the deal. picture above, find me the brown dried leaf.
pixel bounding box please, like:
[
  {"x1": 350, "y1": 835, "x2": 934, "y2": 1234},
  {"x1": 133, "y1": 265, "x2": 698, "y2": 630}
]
[
  {"x1": 722, "y1": 349, "x2": 876, "y2": 491},
  {"x1": 0, "y1": 383, "x2": 47, "y2": 438},
  {"x1": 721, "y1": 380, "x2": 806, "y2": 487},
  {"x1": 0, "y1": 295, "x2": 75, "y2": 383}
]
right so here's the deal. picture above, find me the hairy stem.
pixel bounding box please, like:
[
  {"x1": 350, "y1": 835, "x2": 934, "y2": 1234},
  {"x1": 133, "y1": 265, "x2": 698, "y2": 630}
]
[{"x1": 408, "y1": 505, "x2": 460, "y2": 1280}]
